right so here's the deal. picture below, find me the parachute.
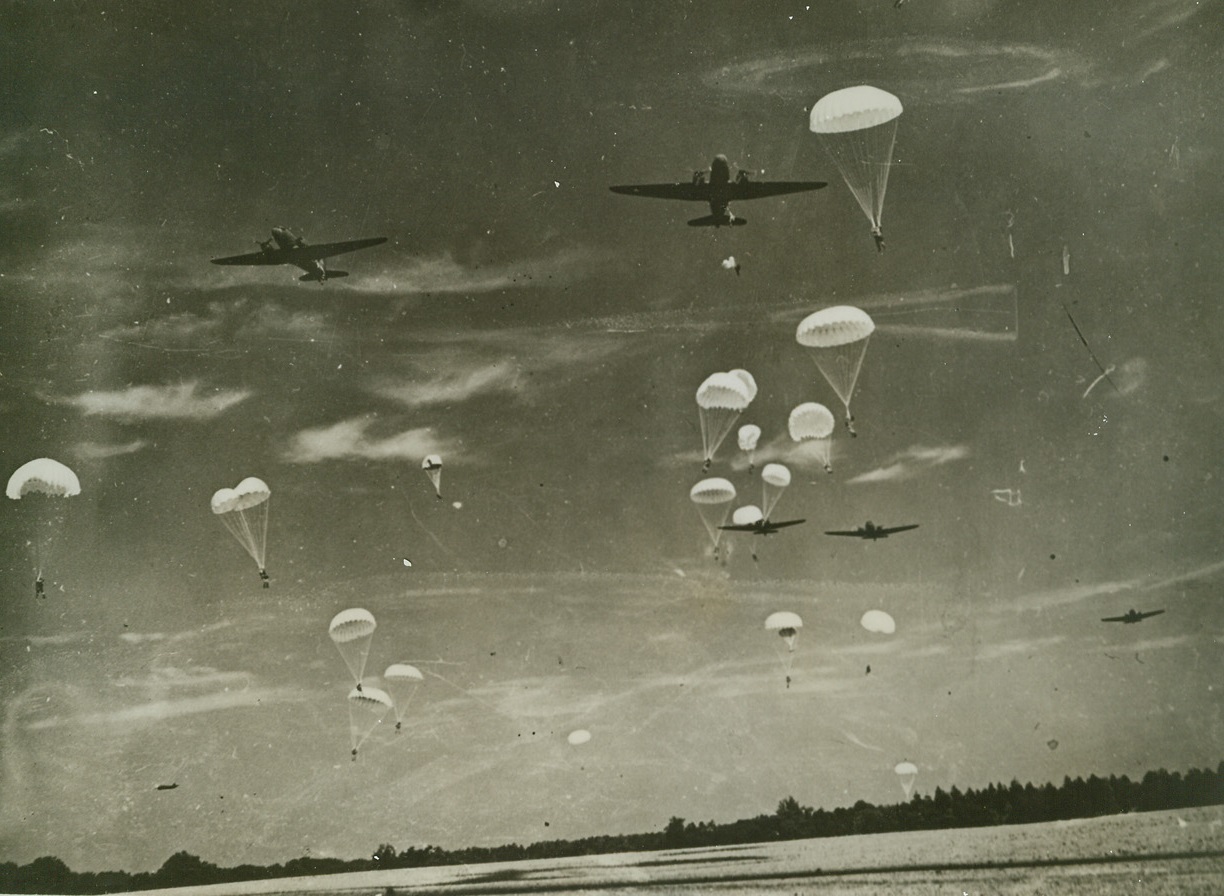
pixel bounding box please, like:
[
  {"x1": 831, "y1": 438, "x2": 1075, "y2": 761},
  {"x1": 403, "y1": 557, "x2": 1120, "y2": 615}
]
[
  {"x1": 329, "y1": 609, "x2": 377, "y2": 689},
  {"x1": 383, "y1": 663, "x2": 424, "y2": 731},
  {"x1": 796, "y1": 307, "x2": 875, "y2": 434},
  {"x1": 765, "y1": 611, "x2": 803, "y2": 687},
  {"x1": 6, "y1": 458, "x2": 80, "y2": 589},
  {"x1": 760, "y1": 463, "x2": 791, "y2": 518},
  {"x1": 860, "y1": 609, "x2": 896, "y2": 634},
  {"x1": 788, "y1": 402, "x2": 836, "y2": 471},
  {"x1": 689, "y1": 477, "x2": 736, "y2": 556},
  {"x1": 894, "y1": 761, "x2": 919, "y2": 799},
  {"x1": 421, "y1": 454, "x2": 443, "y2": 499},
  {"x1": 737, "y1": 424, "x2": 761, "y2": 472},
  {"x1": 696, "y1": 371, "x2": 755, "y2": 470},
  {"x1": 809, "y1": 85, "x2": 903, "y2": 234},
  {"x1": 567, "y1": 729, "x2": 592, "y2": 746},
  {"x1": 210, "y1": 477, "x2": 271, "y2": 586},
  {"x1": 730, "y1": 504, "x2": 764, "y2": 527},
  {"x1": 347, "y1": 686, "x2": 394, "y2": 759}
]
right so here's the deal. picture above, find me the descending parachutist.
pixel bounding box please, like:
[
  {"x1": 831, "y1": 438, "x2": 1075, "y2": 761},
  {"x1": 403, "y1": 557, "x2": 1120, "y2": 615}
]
[
  {"x1": 871, "y1": 224, "x2": 885, "y2": 253},
  {"x1": 34, "y1": 575, "x2": 44, "y2": 598},
  {"x1": 259, "y1": 568, "x2": 269, "y2": 588},
  {"x1": 845, "y1": 413, "x2": 857, "y2": 437}
]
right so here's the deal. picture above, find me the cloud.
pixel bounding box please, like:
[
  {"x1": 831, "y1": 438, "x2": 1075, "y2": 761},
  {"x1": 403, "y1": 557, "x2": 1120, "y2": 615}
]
[
  {"x1": 373, "y1": 360, "x2": 520, "y2": 408},
  {"x1": 847, "y1": 444, "x2": 970, "y2": 484},
  {"x1": 1012, "y1": 558, "x2": 1224, "y2": 614},
  {"x1": 283, "y1": 416, "x2": 454, "y2": 464},
  {"x1": 24, "y1": 688, "x2": 302, "y2": 730},
  {"x1": 343, "y1": 247, "x2": 607, "y2": 295},
  {"x1": 703, "y1": 40, "x2": 1091, "y2": 102},
  {"x1": 58, "y1": 381, "x2": 251, "y2": 421},
  {"x1": 977, "y1": 635, "x2": 1066, "y2": 662},
  {"x1": 72, "y1": 439, "x2": 149, "y2": 460}
]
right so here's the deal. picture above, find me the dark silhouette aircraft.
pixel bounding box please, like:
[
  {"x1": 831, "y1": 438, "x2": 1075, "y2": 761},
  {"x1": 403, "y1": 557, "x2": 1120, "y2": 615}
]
[
  {"x1": 610, "y1": 155, "x2": 826, "y2": 227},
  {"x1": 719, "y1": 517, "x2": 806, "y2": 536},
  {"x1": 1101, "y1": 609, "x2": 1165, "y2": 624},
  {"x1": 155, "y1": 783, "x2": 178, "y2": 791},
  {"x1": 211, "y1": 227, "x2": 387, "y2": 283},
  {"x1": 825, "y1": 521, "x2": 919, "y2": 540}
]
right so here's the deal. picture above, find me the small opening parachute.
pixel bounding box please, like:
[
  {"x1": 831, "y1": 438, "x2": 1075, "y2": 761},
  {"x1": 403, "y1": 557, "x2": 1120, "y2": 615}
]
[
  {"x1": 760, "y1": 463, "x2": 791, "y2": 518},
  {"x1": 421, "y1": 454, "x2": 443, "y2": 499},
  {"x1": 347, "y1": 686, "x2": 394, "y2": 759},
  {"x1": 6, "y1": 457, "x2": 81, "y2": 588},
  {"x1": 210, "y1": 477, "x2": 271, "y2": 586},
  {"x1": 796, "y1": 307, "x2": 875, "y2": 434},
  {"x1": 765, "y1": 611, "x2": 803, "y2": 687},
  {"x1": 809, "y1": 85, "x2": 903, "y2": 234},
  {"x1": 329, "y1": 608, "x2": 377, "y2": 689},
  {"x1": 383, "y1": 663, "x2": 424, "y2": 731},
  {"x1": 860, "y1": 609, "x2": 897, "y2": 634},
  {"x1": 894, "y1": 760, "x2": 919, "y2": 799},
  {"x1": 737, "y1": 424, "x2": 761, "y2": 472},
  {"x1": 696, "y1": 371, "x2": 755, "y2": 470},
  {"x1": 788, "y1": 402, "x2": 836, "y2": 471},
  {"x1": 689, "y1": 477, "x2": 736, "y2": 557}
]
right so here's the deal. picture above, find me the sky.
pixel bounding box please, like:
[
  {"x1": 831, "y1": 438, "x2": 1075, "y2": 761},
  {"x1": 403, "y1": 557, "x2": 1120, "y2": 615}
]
[{"x1": 1, "y1": 0, "x2": 1222, "y2": 875}]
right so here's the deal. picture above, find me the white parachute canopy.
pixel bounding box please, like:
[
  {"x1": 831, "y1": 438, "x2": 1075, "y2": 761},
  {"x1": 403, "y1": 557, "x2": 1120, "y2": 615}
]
[
  {"x1": 765, "y1": 611, "x2": 803, "y2": 683},
  {"x1": 861, "y1": 609, "x2": 897, "y2": 634},
  {"x1": 7, "y1": 458, "x2": 81, "y2": 499},
  {"x1": 210, "y1": 477, "x2": 271, "y2": 580},
  {"x1": 895, "y1": 760, "x2": 919, "y2": 799},
  {"x1": 809, "y1": 85, "x2": 903, "y2": 230},
  {"x1": 737, "y1": 424, "x2": 761, "y2": 453},
  {"x1": 347, "y1": 686, "x2": 394, "y2": 757},
  {"x1": 6, "y1": 457, "x2": 81, "y2": 581},
  {"x1": 796, "y1": 307, "x2": 875, "y2": 428},
  {"x1": 696, "y1": 372, "x2": 755, "y2": 467},
  {"x1": 689, "y1": 477, "x2": 737, "y2": 551},
  {"x1": 788, "y1": 402, "x2": 836, "y2": 471},
  {"x1": 760, "y1": 463, "x2": 791, "y2": 518},
  {"x1": 383, "y1": 663, "x2": 425, "y2": 727},
  {"x1": 731, "y1": 504, "x2": 764, "y2": 527},
  {"x1": 421, "y1": 454, "x2": 443, "y2": 498},
  {"x1": 329, "y1": 608, "x2": 377, "y2": 687},
  {"x1": 567, "y1": 729, "x2": 592, "y2": 746}
]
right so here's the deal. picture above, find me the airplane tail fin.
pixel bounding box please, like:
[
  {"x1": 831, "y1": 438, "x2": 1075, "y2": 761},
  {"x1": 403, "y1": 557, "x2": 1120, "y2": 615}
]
[
  {"x1": 299, "y1": 271, "x2": 349, "y2": 283},
  {"x1": 687, "y1": 215, "x2": 746, "y2": 228}
]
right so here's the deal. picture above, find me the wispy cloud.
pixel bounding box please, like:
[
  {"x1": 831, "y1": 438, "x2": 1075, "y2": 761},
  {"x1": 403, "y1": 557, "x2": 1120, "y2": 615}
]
[
  {"x1": 57, "y1": 381, "x2": 251, "y2": 421},
  {"x1": 344, "y1": 247, "x2": 608, "y2": 295},
  {"x1": 977, "y1": 635, "x2": 1066, "y2": 662},
  {"x1": 373, "y1": 360, "x2": 520, "y2": 408},
  {"x1": 283, "y1": 416, "x2": 454, "y2": 464},
  {"x1": 25, "y1": 688, "x2": 302, "y2": 730},
  {"x1": 72, "y1": 439, "x2": 149, "y2": 460},
  {"x1": 1012, "y1": 558, "x2": 1224, "y2": 614},
  {"x1": 847, "y1": 445, "x2": 970, "y2": 485}
]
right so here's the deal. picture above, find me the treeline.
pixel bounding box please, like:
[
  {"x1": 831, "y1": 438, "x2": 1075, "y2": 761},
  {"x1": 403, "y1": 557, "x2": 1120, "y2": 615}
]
[{"x1": 4, "y1": 763, "x2": 1221, "y2": 893}]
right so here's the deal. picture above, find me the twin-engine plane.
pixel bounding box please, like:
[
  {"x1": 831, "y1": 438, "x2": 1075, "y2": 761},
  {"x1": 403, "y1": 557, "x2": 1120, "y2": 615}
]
[
  {"x1": 610, "y1": 155, "x2": 826, "y2": 227},
  {"x1": 719, "y1": 517, "x2": 807, "y2": 536},
  {"x1": 1101, "y1": 609, "x2": 1165, "y2": 624},
  {"x1": 211, "y1": 227, "x2": 387, "y2": 283},
  {"x1": 825, "y1": 521, "x2": 919, "y2": 540}
]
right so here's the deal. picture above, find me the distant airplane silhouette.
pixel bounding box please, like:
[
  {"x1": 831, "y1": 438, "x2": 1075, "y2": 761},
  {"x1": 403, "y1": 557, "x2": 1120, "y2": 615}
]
[
  {"x1": 718, "y1": 517, "x2": 806, "y2": 536},
  {"x1": 211, "y1": 227, "x2": 387, "y2": 283},
  {"x1": 155, "y1": 783, "x2": 178, "y2": 791},
  {"x1": 610, "y1": 155, "x2": 826, "y2": 227},
  {"x1": 825, "y1": 521, "x2": 919, "y2": 540},
  {"x1": 1101, "y1": 609, "x2": 1165, "y2": 624}
]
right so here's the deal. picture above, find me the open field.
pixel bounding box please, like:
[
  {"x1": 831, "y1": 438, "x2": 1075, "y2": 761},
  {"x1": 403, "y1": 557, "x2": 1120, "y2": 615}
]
[{"x1": 122, "y1": 806, "x2": 1224, "y2": 896}]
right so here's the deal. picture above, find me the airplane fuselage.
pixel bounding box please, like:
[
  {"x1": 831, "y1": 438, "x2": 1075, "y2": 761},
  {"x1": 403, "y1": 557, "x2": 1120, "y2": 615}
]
[{"x1": 267, "y1": 228, "x2": 329, "y2": 281}]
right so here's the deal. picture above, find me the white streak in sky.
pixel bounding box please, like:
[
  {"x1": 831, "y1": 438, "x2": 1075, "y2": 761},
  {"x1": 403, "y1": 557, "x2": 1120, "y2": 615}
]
[
  {"x1": 24, "y1": 688, "x2": 303, "y2": 731},
  {"x1": 373, "y1": 360, "x2": 519, "y2": 408},
  {"x1": 72, "y1": 439, "x2": 149, "y2": 460},
  {"x1": 848, "y1": 444, "x2": 970, "y2": 484},
  {"x1": 58, "y1": 381, "x2": 251, "y2": 421},
  {"x1": 344, "y1": 247, "x2": 607, "y2": 295},
  {"x1": 956, "y1": 68, "x2": 1063, "y2": 94},
  {"x1": 283, "y1": 416, "x2": 454, "y2": 464}
]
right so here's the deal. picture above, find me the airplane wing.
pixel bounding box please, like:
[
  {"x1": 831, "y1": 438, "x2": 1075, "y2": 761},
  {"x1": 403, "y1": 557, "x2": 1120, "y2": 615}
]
[
  {"x1": 726, "y1": 181, "x2": 827, "y2": 200},
  {"x1": 1137, "y1": 609, "x2": 1166, "y2": 620},
  {"x1": 211, "y1": 250, "x2": 288, "y2": 266},
  {"x1": 880, "y1": 524, "x2": 920, "y2": 535},
  {"x1": 718, "y1": 523, "x2": 763, "y2": 532},
  {"x1": 768, "y1": 519, "x2": 806, "y2": 530},
  {"x1": 1100, "y1": 615, "x2": 1129, "y2": 623},
  {"x1": 609, "y1": 183, "x2": 710, "y2": 201},
  {"x1": 297, "y1": 236, "x2": 388, "y2": 261}
]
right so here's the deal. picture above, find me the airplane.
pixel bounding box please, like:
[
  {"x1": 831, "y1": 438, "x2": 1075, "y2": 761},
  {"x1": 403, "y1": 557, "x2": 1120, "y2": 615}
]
[
  {"x1": 211, "y1": 227, "x2": 387, "y2": 283},
  {"x1": 1101, "y1": 609, "x2": 1165, "y2": 624},
  {"x1": 825, "y1": 521, "x2": 919, "y2": 540},
  {"x1": 609, "y1": 155, "x2": 826, "y2": 227},
  {"x1": 718, "y1": 517, "x2": 806, "y2": 536},
  {"x1": 155, "y1": 783, "x2": 179, "y2": 791}
]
